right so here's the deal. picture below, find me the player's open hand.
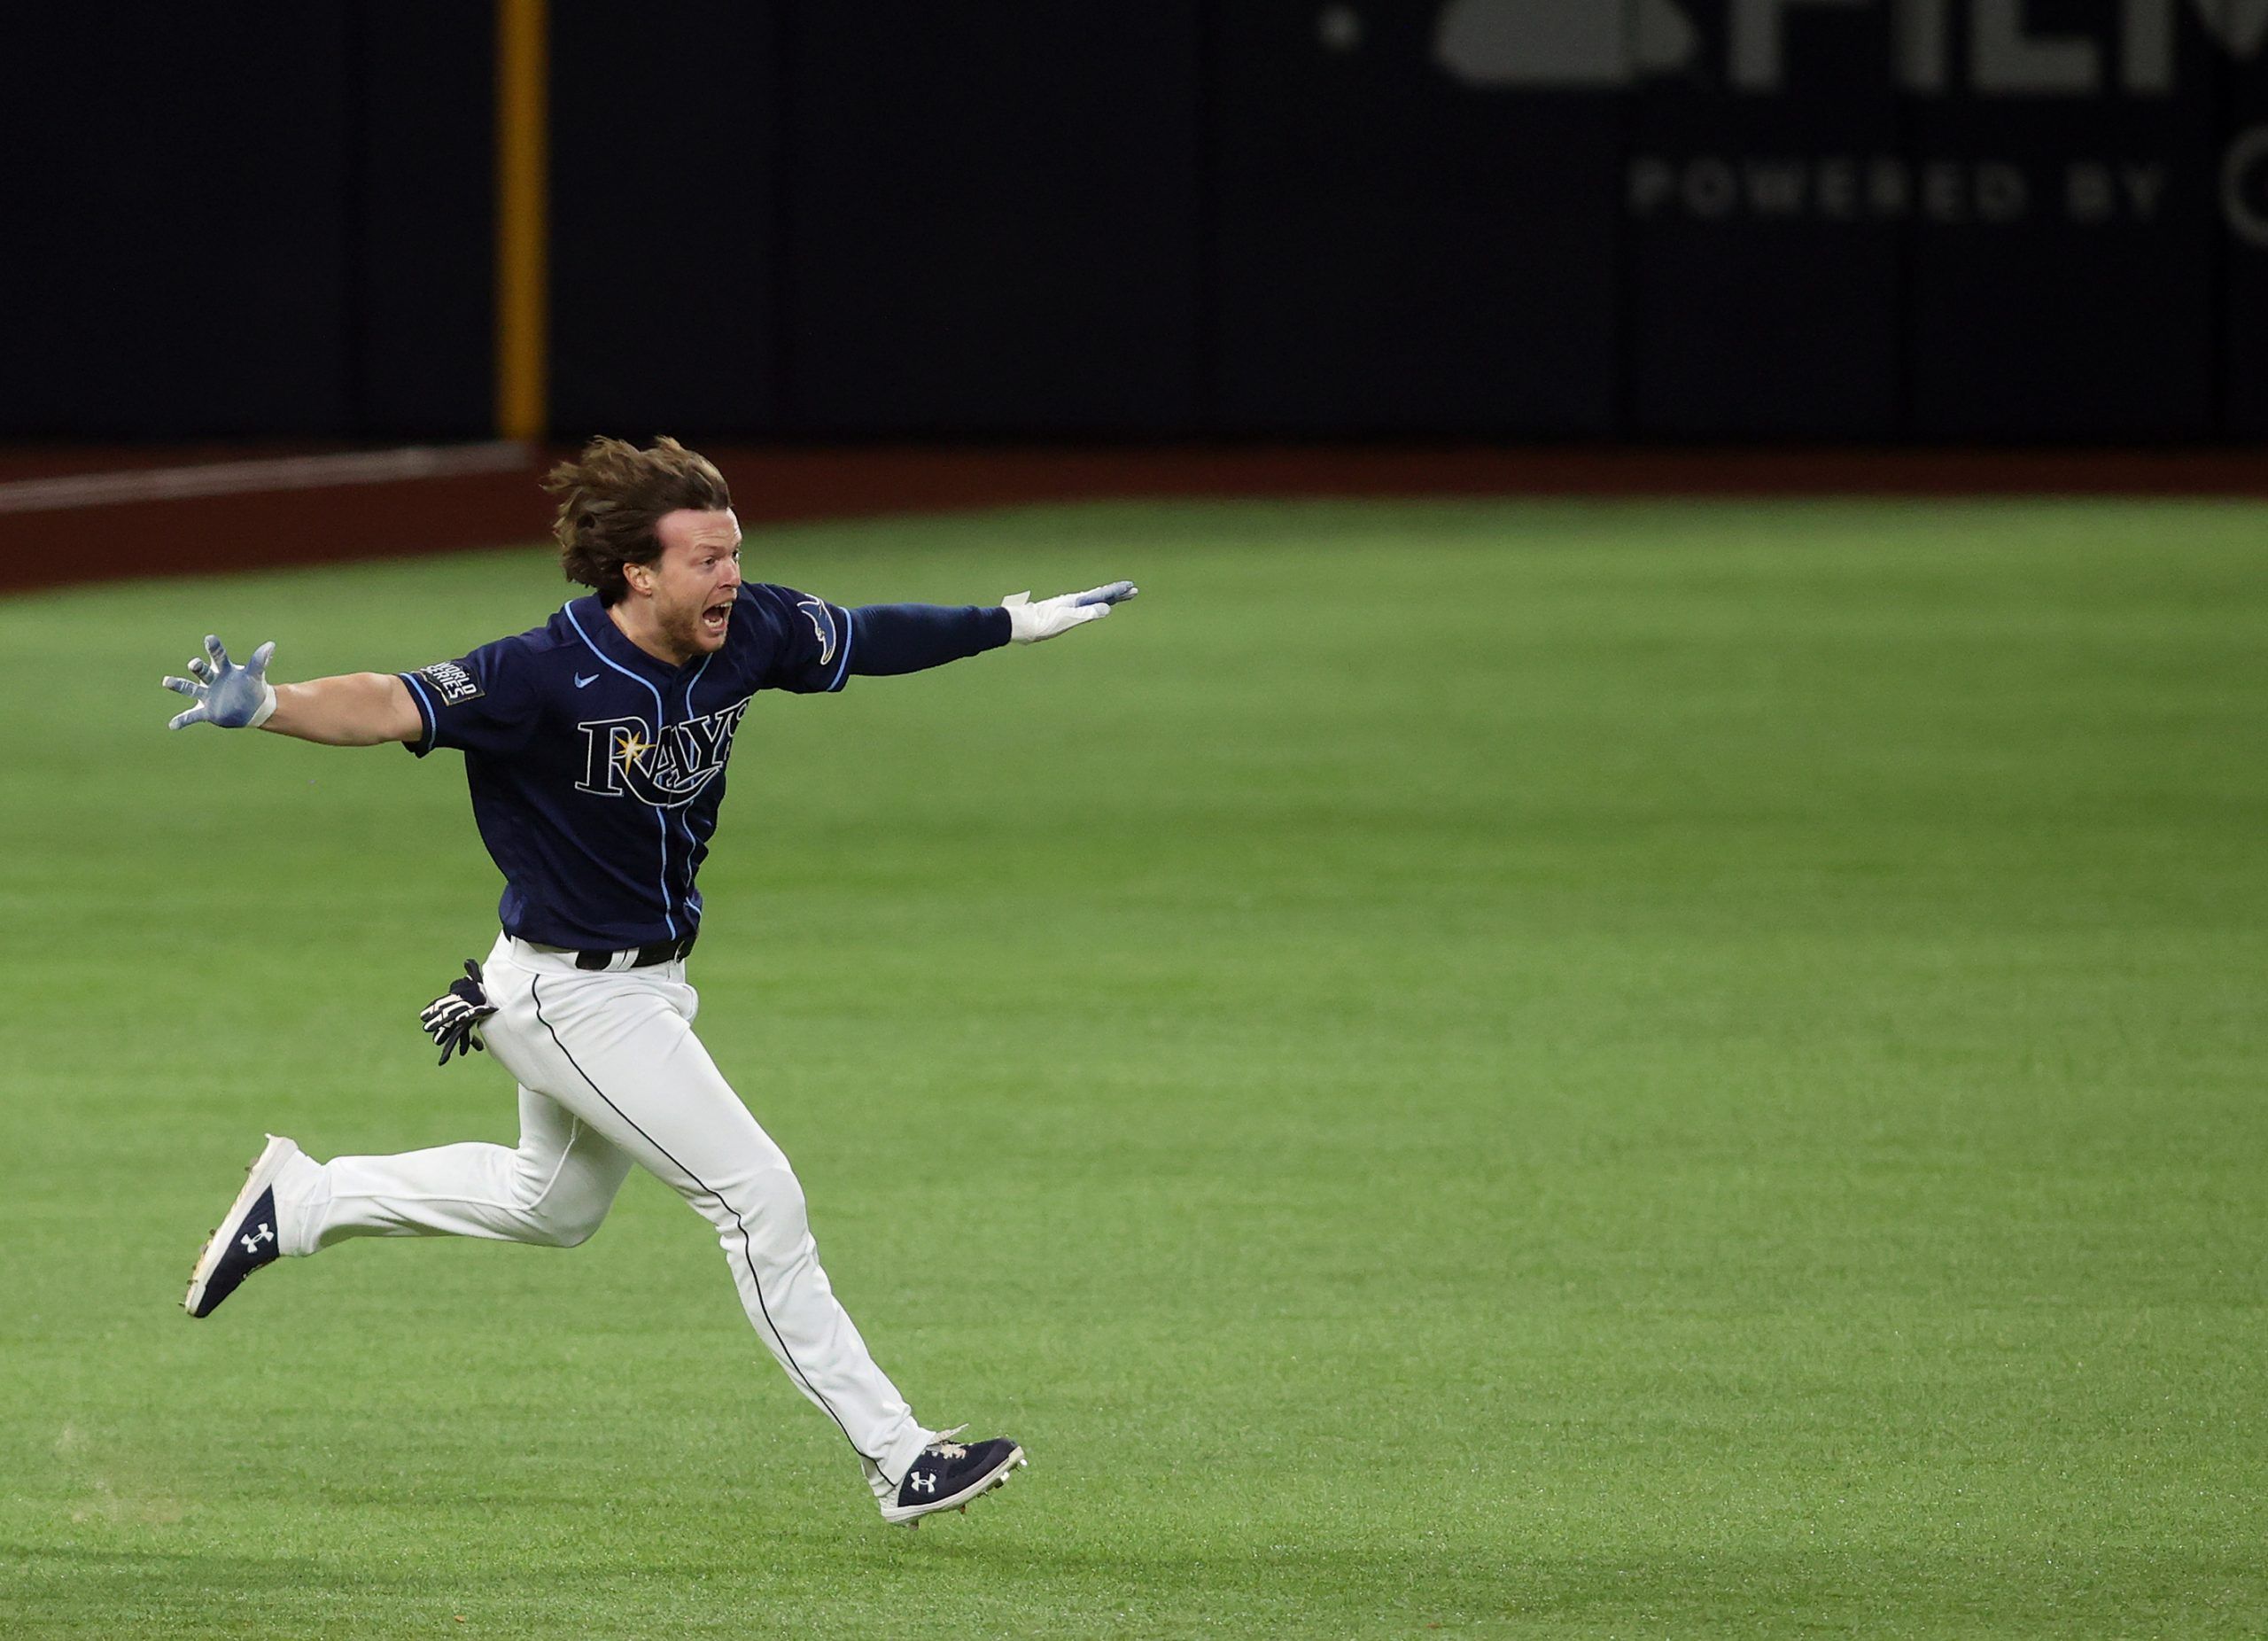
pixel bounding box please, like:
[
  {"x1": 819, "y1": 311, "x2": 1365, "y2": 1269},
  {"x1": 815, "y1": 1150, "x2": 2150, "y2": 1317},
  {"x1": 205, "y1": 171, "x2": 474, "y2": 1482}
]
[
  {"x1": 161, "y1": 635, "x2": 278, "y2": 729},
  {"x1": 1002, "y1": 581, "x2": 1138, "y2": 644}
]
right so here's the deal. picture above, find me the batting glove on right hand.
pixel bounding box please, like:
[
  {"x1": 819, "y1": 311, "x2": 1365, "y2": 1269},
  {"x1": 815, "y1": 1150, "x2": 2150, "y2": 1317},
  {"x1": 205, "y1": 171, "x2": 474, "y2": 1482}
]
[
  {"x1": 420, "y1": 960, "x2": 497, "y2": 1066},
  {"x1": 1002, "y1": 581, "x2": 1138, "y2": 643},
  {"x1": 161, "y1": 634, "x2": 278, "y2": 729}
]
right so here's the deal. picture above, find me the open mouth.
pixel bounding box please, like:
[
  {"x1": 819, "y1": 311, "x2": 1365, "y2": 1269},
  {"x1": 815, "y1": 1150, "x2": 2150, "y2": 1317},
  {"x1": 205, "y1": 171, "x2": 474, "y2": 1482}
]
[{"x1": 701, "y1": 600, "x2": 732, "y2": 637}]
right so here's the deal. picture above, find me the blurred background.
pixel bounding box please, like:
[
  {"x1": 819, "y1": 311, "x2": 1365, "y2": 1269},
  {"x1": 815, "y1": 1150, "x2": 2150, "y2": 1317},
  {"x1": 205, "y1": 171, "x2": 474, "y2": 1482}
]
[{"x1": 4, "y1": 1, "x2": 2265, "y2": 595}]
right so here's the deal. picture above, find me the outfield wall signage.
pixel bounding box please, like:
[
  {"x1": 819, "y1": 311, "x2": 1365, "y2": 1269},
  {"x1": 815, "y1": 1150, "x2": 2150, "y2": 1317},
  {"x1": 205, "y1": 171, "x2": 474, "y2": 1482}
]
[
  {"x1": 1438, "y1": 0, "x2": 2268, "y2": 240},
  {"x1": 10, "y1": 1, "x2": 2261, "y2": 442}
]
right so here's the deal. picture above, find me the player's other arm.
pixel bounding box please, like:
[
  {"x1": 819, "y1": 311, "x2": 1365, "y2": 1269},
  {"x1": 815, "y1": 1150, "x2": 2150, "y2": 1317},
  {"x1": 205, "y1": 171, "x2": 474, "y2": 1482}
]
[
  {"x1": 161, "y1": 635, "x2": 421, "y2": 745},
  {"x1": 265, "y1": 672, "x2": 422, "y2": 745}
]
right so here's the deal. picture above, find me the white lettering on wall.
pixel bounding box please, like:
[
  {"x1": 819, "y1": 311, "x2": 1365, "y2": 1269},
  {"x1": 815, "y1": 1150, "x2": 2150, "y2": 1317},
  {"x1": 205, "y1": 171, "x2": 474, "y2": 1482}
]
[
  {"x1": 1972, "y1": 0, "x2": 2101, "y2": 92},
  {"x1": 1732, "y1": 0, "x2": 1871, "y2": 90},
  {"x1": 2122, "y1": 0, "x2": 2177, "y2": 92},
  {"x1": 1895, "y1": 0, "x2": 1955, "y2": 90}
]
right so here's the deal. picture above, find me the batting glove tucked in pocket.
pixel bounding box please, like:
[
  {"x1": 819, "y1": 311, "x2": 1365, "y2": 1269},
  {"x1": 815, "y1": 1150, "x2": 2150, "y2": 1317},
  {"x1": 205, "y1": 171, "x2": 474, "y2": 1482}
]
[{"x1": 420, "y1": 960, "x2": 497, "y2": 1066}]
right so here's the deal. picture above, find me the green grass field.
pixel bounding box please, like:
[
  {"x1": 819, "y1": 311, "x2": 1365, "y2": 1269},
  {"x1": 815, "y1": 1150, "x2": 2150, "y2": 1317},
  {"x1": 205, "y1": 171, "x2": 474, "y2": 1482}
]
[{"x1": 2, "y1": 498, "x2": 2264, "y2": 1637}]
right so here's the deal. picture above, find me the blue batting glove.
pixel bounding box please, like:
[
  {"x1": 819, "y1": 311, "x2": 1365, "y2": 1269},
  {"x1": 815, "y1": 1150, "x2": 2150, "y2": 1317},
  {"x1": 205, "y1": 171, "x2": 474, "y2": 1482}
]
[{"x1": 161, "y1": 634, "x2": 278, "y2": 730}]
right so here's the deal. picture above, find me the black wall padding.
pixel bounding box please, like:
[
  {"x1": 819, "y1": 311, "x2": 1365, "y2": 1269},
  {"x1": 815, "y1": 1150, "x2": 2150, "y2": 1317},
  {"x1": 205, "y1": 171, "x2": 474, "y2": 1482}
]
[
  {"x1": 7, "y1": 1, "x2": 2265, "y2": 443},
  {"x1": 5, "y1": 8, "x2": 355, "y2": 437},
  {"x1": 2224, "y1": 39, "x2": 2268, "y2": 439},
  {"x1": 546, "y1": 2, "x2": 784, "y2": 438},
  {"x1": 355, "y1": 4, "x2": 496, "y2": 437},
  {"x1": 781, "y1": 4, "x2": 1203, "y2": 434},
  {"x1": 1903, "y1": 23, "x2": 2225, "y2": 442},
  {"x1": 1209, "y1": 0, "x2": 1620, "y2": 435},
  {"x1": 1621, "y1": 0, "x2": 1904, "y2": 439}
]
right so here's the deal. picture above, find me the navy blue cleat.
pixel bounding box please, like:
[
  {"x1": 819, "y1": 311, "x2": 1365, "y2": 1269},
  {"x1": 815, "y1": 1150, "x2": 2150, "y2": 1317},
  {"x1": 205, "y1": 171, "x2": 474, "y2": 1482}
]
[
  {"x1": 183, "y1": 1135, "x2": 300, "y2": 1318},
  {"x1": 880, "y1": 1427, "x2": 1028, "y2": 1527}
]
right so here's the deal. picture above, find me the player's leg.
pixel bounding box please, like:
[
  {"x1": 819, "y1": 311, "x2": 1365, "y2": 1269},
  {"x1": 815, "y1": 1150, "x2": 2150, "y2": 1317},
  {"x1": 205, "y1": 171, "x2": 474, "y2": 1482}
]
[
  {"x1": 185, "y1": 1085, "x2": 633, "y2": 1318},
  {"x1": 479, "y1": 946, "x2": 936, "y2": 1499},
  {"x1": 272, "y1": 1085, "x2": 634, "y2": 1255}
]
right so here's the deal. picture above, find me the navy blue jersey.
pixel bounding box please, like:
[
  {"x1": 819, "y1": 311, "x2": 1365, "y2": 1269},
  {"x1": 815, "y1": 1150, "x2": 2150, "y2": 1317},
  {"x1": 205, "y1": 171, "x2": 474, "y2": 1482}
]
[{"x1": 398, "y1": 585, "x2": 988, "y2": 951}]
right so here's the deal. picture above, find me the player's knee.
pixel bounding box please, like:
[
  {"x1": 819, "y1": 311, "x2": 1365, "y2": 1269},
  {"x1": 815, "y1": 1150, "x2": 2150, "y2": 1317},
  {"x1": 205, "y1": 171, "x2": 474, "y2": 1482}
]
[
  {"x1": 697, "y1": 1163, "x2": 810, "y2": 1248},
  {"x1": 532, "y1": 1217, "x2": 600, "y2": 1248},
  {"x1": 690, "y1": 1147, "x2": 801, "y2": 1206},
  {"x1": 522, "y1": 1200, "x2": 608, "y2": 1248},
  {"x1": 744, "y1": 1160, "x2": 809, "y2": 1228}
]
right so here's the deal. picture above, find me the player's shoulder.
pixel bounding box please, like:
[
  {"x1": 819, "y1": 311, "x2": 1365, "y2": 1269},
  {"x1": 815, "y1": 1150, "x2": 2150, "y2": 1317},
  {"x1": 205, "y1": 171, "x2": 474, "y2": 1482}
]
[
  {"x1": 406, "y1": 608, "x2": 551, "y2": 679},
  {"x1": 736, "y1": 581, "x2": 826, "y2": 612},
  {"x1": 745, "y1": 581, "x2": 843, "y2": 644},
  {"x1": 744, "y1": 582, "x2": 843, "y2": 626},
  {"x1": 484, "y1": 610, "x2": 579, "y2": 662},
  {"x1": 532, "y1": 600, "x2": 602, "y2": 653},
  {"x1": 433, "y1": 606, "x2": 581, "y2": 688},
  {"x1": 732, "y1": 583, "x2": 819, "y2": 641}
]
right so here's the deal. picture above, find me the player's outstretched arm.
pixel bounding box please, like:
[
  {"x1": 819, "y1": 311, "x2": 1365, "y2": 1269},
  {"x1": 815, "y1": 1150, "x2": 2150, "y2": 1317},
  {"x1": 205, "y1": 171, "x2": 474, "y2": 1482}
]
[
  {"x1": 161, "y1": 635, "x2": 422, "y2": 746},
  {"x1": 838, "y1": 581, "x2": 1138, "y2": 679}
]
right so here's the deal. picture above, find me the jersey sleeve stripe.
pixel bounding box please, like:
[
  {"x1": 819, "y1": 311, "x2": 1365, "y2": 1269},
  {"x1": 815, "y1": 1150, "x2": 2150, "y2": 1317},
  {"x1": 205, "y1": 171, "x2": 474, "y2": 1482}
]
[
  {"x1": 826, "y1": 604, "x2": 855, "y2": 693},
  {"x1": 397, "y1": 671, "x2": 439, "y2": 753}
]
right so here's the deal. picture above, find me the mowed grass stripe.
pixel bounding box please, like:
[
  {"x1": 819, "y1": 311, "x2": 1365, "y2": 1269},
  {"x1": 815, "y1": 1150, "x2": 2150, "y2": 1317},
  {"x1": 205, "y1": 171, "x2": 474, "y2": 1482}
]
[{"x1": 0, "y1": 499, "x2": 2262, "y2": 1637}]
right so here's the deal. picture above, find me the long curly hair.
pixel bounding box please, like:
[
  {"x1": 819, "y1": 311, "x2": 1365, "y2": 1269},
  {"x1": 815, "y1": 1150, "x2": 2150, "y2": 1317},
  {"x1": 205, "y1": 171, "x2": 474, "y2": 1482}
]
[{"x1": 542, "y1": 435, "x2": 733, "y2": 605}]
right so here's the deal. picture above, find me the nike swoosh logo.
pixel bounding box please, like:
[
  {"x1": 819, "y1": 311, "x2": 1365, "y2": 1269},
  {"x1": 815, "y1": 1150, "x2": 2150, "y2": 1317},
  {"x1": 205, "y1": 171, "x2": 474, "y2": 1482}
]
[{"x1": 574, "y1": 673, "x2": 599, "y2": 688}]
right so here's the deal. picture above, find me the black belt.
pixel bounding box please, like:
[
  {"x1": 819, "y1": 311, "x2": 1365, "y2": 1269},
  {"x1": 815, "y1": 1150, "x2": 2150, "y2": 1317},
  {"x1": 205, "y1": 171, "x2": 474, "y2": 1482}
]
[{"x1": 574, "y1": 931, "x2": 697, "y2": 971}]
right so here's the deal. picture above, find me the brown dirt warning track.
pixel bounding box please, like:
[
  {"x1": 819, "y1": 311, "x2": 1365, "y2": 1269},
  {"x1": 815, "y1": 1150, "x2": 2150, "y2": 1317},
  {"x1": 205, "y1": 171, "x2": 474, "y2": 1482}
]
[{"x1": 4, "y1": 443, "x2": 2264, "y2": 597}]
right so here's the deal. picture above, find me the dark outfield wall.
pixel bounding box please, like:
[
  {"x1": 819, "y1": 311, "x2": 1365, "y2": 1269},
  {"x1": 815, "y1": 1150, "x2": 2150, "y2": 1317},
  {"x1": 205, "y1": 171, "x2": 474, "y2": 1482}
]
[{"x1": 8, "y1": 2, "x2": 2265, "y2": 442}]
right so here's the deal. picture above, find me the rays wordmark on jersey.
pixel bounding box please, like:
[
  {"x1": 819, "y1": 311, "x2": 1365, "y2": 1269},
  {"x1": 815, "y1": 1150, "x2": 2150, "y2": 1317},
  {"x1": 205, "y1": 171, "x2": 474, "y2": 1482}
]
[{"x1": 574, "y1": 700, "x2": 752, "y2": 808}]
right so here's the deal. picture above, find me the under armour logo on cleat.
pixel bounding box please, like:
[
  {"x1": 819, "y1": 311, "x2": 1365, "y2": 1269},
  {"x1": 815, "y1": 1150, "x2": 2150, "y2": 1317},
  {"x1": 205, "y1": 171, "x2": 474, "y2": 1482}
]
[
  {"x1": 240, "y1": 1222, "x2": 275, "y2": 1255},
  {"x1": 909, "y1": 1472, "x2": 936, "y2": 1494}
]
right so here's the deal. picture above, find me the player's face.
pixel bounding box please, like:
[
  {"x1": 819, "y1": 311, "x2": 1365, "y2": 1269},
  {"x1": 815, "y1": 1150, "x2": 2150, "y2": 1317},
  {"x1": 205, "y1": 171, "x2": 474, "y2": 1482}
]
[{"x1": 646, "y1": 508, "x2": 744, "y2": 661}]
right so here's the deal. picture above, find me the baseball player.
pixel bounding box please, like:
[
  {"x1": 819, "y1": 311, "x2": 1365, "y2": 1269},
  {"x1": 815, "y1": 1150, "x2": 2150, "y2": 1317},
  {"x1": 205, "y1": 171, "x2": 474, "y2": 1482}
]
[{"x1": 164, "y1": 436, "x2": 1136, "y2": 1528}]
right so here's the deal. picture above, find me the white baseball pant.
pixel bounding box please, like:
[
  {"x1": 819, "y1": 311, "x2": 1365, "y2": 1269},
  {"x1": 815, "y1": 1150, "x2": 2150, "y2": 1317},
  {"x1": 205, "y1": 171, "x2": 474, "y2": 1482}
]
[{"x1": 268, "y1": 933, "x2": 933, "y2": 1500}]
